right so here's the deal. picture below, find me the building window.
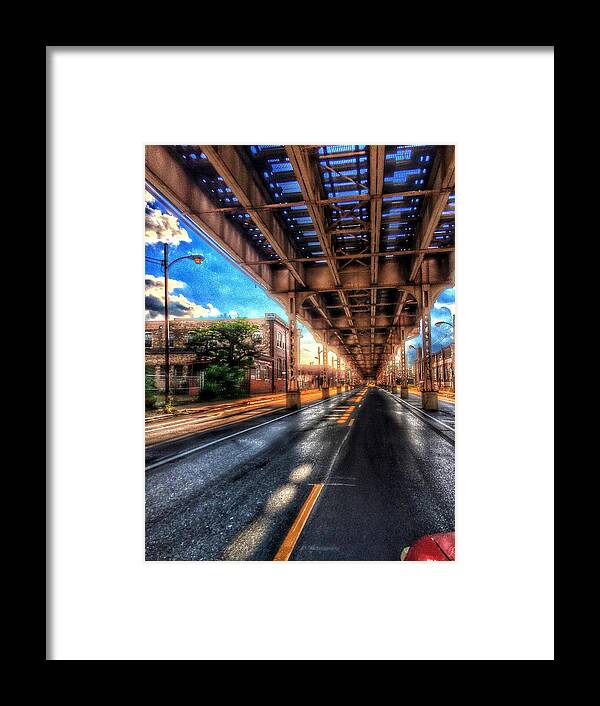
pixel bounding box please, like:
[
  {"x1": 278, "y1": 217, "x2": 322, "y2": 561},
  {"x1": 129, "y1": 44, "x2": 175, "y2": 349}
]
[
  {"x1": 277, "y1": 359, "x2": 283, "y2": 378},
  {"x1": 168, "y1": 335, "x2": 174, "y2": 349},
  {"x1": 254, "y1": 367, "x2": 260, "y2": 380},
  {"x1": 145, "y1": 332, "x2": 153, "y2": 348},
  {"x1": 276, "y1": 331, "x2": 283, "y2": 349}
]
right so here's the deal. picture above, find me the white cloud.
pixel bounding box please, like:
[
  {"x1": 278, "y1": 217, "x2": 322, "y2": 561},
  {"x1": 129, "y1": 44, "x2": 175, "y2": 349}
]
[
  {"x1": 145, "y1": 274, "x2": 221, "y2": 320},
  {"x1": 434, "y1": 300, "x2": 455, "y2": 316},
  {"x1": 227, "y1": 310, "x2": 239, "y2": 319},
  {"x1": 145, "y1": 199, "x2": 192, "y2": 246},
  {"x1": 144, "y1": 190, "x2": 155, "y2": 204}
]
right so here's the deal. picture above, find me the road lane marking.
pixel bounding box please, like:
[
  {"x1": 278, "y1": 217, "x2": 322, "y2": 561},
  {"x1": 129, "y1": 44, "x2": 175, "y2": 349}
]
[
  {"x1": 348, "y1": 419, "x2": 354, "y2": 426},
  {"x1": 388, "y1": 392, "x2": 455, "y2": 432},
  {"x1": 273, "y1": 484, "x2": 324, "y2": 561},
  {"x1": 146, "y1": 392, "x2": 356, "y2": 470}
]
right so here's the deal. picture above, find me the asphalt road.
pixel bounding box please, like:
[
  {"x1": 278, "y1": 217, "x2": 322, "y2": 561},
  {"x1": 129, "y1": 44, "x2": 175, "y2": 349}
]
[
  {"x1": 145, "y1": 386, "x2": 454, "y2": 561},
  {"x1": 403, "y1": 390, "x2": 456, "y2": 432}
]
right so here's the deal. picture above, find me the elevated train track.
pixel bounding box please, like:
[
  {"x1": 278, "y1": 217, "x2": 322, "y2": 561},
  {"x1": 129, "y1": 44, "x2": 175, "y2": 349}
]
[{"x1": 145, "y1": 144, "x2": 455, "y2": 410}]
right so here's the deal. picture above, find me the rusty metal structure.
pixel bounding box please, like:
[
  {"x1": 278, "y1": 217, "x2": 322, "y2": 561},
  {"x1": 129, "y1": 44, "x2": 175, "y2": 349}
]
[{"x1": 145, "y1": 144, "x2": 455, "y2": 410}]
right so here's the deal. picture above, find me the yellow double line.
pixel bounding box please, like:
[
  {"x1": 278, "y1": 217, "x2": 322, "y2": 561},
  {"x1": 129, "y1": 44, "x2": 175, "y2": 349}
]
[
  {"x1": 273, "y1": 484, "x2": 324, "y2": 561},
  {"x1": 273, "y1": 391, "x2": 367, "y2": 560}
]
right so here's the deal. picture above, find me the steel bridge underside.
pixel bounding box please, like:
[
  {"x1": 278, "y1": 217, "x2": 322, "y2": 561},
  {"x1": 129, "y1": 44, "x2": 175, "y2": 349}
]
[{"x1": 145, "y1": 144, "x2": 455, "y2": 384}]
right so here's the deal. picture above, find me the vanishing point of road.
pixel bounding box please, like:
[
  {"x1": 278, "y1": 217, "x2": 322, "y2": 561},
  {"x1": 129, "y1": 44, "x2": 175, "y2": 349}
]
[{"x1": 145, "y1": 386, "x2": 455, "y2": 561}]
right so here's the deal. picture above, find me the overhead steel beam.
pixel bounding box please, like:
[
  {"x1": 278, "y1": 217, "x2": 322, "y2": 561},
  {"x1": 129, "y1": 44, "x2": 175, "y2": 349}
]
[
  {"x1": 292, "y1": 282, "x2": 440, "y2": 295},
  {"x1": 409, "y1": 145, "x2": 456, "y2": 282},
  {"x1": 187, "y1": 188, "x2": 452, "y2": 216},
  {"x1": 145, "y1": 145, "x2": 274, "y2": 293},
  {"x1": 285, "y1": 145, "x2": 339, "y2": 287},
  {"x1": 318, "y1": 149, "x2": 367, "y2": 160},
  {"x1": 242, "y1": 247, "x2": 454, "y2": 267},
  {"x1": 369, "y1": 145, "x2": 386, "y2": 287},
  {"x1": 369, "y1": 146, "x2": 385, "y2": 374},
  {"x1": 286, "y1": 145, "x2": 360, "y2": 368},
  {"x1": 200, "y1": 145, "x2": 307, "y2": 288}
]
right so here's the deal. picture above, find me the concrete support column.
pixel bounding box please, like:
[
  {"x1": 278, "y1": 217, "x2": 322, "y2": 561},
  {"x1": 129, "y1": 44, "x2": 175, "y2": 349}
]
[
  {"x1": 286, "y1": 295, "x2": 301, "y2": 410},
  {"x1": 420, "y1": 284, "x2": 438, "y2": 411}
]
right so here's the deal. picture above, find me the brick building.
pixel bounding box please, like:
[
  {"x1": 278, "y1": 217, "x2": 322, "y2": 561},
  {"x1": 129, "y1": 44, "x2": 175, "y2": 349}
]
[
  {"x1": 145, "y1": 313, "x2": 289, "y2": 396},
  {"x1": 412, "y1": 342, "x2": 454, "y2": 390},
  {"x1": 432, "y1": 342, "x2": 454, "y2": 389}
]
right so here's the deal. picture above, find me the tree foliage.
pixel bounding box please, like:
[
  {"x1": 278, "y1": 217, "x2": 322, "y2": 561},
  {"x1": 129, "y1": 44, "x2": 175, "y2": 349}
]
[
  {"x1": 198, "y1": 364, "x2": 246, "y2": 401},
  {"x1": 145, "y1": 364, "x2": 158, "y2": 410},
  {"x1": 186, "y1": 319, "x2": 264, "y2": 369}
]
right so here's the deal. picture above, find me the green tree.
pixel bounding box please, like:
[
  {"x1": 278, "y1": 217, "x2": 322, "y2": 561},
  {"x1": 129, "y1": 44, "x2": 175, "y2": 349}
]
[
  {"x1": 187, "y1": 319, "x2": 265, "y2": 401},
  {"x1": 145, "y1": 364, "x2": 158, "y2": 410},
  {"x1": 199, "y1": 363, "x2": 246, "y2": 401},
  {"x1": 186, "y1": 319, "x2": 264, "y2": 369}
]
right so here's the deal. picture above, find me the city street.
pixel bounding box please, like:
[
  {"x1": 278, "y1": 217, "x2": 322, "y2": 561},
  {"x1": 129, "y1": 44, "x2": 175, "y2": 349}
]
[
  {"x1": 145, "y1": 389, "x2": 324, "y2": 445},
  {"x1": 145, "y1": 386, "x2": 454, "y2": 561}
]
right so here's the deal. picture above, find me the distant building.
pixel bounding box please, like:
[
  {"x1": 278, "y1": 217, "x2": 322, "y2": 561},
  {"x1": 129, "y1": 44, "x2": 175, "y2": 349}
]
[
  {"x1": 145, "y1": 313, "x2": 289, "y2": 395},
  {"x1": 298, "y1": 363, "x2": 323, "y2": 389},
  {"x1": 298, "y1": 363, "x2": 351, "y2": 389},
  {"x1": 411, "y1": 342, "x2": 454, "y2": 390}
]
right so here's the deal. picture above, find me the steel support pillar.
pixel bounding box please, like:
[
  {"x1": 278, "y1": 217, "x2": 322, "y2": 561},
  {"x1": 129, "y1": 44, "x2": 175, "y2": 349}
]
[
  {"x1": 420, "y1": 284, "x2": 438, "y2": 411},
  {"x1": 392, "y1": 343, "x2": 400, "y2": 393},
  {"x1": 286, "y1": 295, "x2": 301, "y2": 409},
  {"x1": 321, "y1": 335, "x2": 330, "y2": 399},
  {"x1": 399, "y1": 327, "x2": 409, "y2": 398}
]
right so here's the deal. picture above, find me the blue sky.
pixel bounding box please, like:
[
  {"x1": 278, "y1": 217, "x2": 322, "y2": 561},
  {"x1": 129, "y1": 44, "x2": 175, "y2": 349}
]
[
  {"x1": 145, "y1": 186, "x2": 454, "y2": 366},
  {"x1": 406, "y1": 287, "x2": 455, "y2": 367}
]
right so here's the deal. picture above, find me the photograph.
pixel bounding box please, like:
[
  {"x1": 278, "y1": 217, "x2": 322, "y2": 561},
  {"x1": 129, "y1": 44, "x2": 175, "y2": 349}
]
[
  {"x1": 144, "y1": 144, "x2": 455, "y2": 561},
  {"x1": 49, "y1": 46, "x2": 553, "y2": 659}
]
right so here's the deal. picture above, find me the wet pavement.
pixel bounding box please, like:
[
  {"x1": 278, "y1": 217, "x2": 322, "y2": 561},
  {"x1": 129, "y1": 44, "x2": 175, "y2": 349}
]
[
  {"x1": 145, "y1": 386, "x2": 455, "y2": 561},
  {"x1": 291, "y1": 388, "x2": 454, "y2": 560}
]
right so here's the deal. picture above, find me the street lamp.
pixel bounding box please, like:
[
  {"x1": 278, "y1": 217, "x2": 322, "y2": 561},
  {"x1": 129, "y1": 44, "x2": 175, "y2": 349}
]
[
  {"x1": 408, "y1": 344, "x2": 420, "y2": 387},
  {"x1": 315, "y1": 346, "x2": 322, "y2": 388},
  {"x1": 146, "y1": 244, "x2": 204, "y2": 408},
  {"x1": 435, "y1": 319, "x2": 454, "y2": 331}
]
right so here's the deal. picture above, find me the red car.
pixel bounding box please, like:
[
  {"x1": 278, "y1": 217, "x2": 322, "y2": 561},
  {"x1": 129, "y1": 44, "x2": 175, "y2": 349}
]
[{"x1": 401, "y1": 532, "x2": 455, "y2": 561}]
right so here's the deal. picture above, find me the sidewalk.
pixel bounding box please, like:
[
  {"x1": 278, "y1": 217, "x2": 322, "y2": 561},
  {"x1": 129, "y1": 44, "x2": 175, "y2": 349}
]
[
  {"x1": 146, "y1": 389, "x2": 326, "y2": 421},
  {"x1": 145, "y1": 387, "x2": 349, "y2": 446},
  {"x1": 408, "y1": 385, "x2": 455, "y2": 403}
]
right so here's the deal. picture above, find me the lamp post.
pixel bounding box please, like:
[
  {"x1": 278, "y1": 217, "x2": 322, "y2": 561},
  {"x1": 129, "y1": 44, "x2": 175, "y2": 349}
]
[
  {"x1": 315, "y1": 346, "x2": 322, "y2": 388},
  {"x1": 146, "y1": 245, "x2": 204, "y2": 407},
  {"x1": 408, "y1": 344, "x2": 419, "y2": 387},
  {"x1": 434, "y1": 318, "x2": 455, "y2": 333}
]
